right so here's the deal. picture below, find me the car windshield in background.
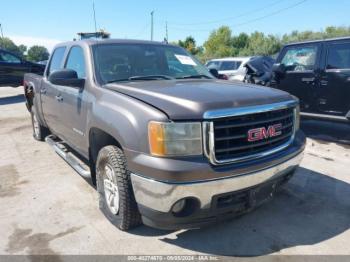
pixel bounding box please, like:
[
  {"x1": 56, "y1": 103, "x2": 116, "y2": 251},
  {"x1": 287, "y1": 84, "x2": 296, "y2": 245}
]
[
  {"x1": 93, "y1": 44, "x2": 213, "y2": 84},
  {"x1": 207, "y1": 60, "x2": 242, "y2": 71}
]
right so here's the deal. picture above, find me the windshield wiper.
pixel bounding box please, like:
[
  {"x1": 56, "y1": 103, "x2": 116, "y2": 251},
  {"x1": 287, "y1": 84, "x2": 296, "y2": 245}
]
[
  {"x1": 129, "y1": 75, "x2": 174, "y2": 80},
  {"x1": 176, "y1": 74, "x2": 212, "y2": 79},
  {"x1": 107, "y1": 75, "x2": 174, "y2": 83}
]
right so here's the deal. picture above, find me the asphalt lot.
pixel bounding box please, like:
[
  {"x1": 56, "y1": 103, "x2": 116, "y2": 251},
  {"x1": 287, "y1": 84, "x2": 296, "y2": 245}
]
[{"x1": 0, "y1": 86, "x2": 349, "y2": 256}]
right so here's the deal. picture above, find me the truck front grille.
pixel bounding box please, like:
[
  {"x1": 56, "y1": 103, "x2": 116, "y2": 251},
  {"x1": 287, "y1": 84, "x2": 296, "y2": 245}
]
[{"x1": 203, "y1": 101, "x2": 297, "y2": 165}]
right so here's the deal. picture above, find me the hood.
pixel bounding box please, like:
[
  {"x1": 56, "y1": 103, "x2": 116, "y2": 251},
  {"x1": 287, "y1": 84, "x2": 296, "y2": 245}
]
[{"x1": 105, "y1": 79, "x2": 294, "y2": 120}]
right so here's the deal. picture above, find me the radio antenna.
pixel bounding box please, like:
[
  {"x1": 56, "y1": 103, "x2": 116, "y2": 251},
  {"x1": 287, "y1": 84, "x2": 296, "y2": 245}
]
[
  {"x1": 93, "y1": 1, "x2": 98, "y2": 32},
  {"x1": 0, "y1": 23, "x2": 4, "y2": 38}
]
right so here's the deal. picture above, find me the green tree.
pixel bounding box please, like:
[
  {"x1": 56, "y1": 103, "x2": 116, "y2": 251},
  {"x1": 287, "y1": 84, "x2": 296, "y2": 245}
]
[
  {"x1": 18, "y1": 45, "x2": 27, "y2": 56},
  {"x1": 203, "y1": 26, "x2": 235, "y2": 59},
  {"x1": 177, "y1": 36, "x2": 201, "y2": 55},
  {"x1": 232, "y1": 33, "x2": 249, "y2": 50},
  {"x1": 188, "y1": 25, "x2": 350, "y2": 62},
  {"x1": 240, "y1": 32, "x2": 281, "y2": 56},
  {"x1": 0, "y1": 37, "x2": 22, "y2": 56},
  {"x1": 27, "y1": 45, "x2": 49, "y2": 62}
]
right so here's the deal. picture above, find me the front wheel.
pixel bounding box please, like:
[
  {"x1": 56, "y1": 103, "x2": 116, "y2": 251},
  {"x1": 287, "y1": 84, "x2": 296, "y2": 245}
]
[{"x1": 96, "y1": 145, "x2": 141, "y2": 231}]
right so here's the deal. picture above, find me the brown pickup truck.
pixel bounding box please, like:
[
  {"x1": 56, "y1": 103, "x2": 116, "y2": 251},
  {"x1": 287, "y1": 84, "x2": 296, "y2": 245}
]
[{"x1": 24, "y1": 39, "x2": 305, "y2": 230}]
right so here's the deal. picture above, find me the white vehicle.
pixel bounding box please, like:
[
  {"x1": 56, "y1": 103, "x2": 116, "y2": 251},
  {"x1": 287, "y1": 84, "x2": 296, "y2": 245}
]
[{"x1": 206, "y1": 57, "x2": 253, "y2": 81}]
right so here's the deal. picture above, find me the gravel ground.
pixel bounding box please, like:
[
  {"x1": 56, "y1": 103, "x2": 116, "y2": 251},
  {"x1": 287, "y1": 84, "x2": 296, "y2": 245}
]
[{"x1": 0, "y1": 86, "x2": 349, "y2": 257}]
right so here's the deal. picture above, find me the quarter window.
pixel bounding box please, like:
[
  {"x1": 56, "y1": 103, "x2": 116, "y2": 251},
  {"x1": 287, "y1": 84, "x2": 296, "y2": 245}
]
[
  {"x1": 281, "y1": 45, "x2": 318, "y2": 72},
  {"x1": 47, "y1": 47, "x2": 66, "y2": 76},
  {"x1": 65, "y1": 46, "x2": 86, "y2": 78},
  {"x1": 327, "y1": 43, "x2": 350, "y2": 70}
]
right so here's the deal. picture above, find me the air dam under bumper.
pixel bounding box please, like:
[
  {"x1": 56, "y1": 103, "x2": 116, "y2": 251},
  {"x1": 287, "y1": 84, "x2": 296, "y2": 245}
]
[{"x1": 131, "y1": 152, "x2": 303, "y2": 229}]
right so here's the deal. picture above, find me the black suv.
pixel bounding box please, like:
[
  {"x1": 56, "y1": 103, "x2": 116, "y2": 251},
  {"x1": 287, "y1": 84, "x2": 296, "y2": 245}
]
[
  {"x1": 272, "y1": 37, "x2": 350, "y2": 121},
  {"x1": 0, "y1": 49, "x2": 45, "y2": 87}
]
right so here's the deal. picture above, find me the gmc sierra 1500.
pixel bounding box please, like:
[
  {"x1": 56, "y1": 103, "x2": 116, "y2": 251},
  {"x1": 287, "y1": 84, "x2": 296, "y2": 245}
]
[{"x1": 24, "y1": 39, "x2": 305, "y2": 231}]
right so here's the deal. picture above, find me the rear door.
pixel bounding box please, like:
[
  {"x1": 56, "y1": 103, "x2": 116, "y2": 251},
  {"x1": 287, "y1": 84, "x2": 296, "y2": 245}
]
[
  {"x1": 0, "y1": 50, "x2": 28, "y2": 86},
  {"x1": 317, "y1": 40, "x2": 350, "y2": 116},
  {"x1": 40, "y1": 46, "x2": 67, "y2": 135},
  {"x1": 275, "y1": 43, "x2": 321, "y2": 113}
]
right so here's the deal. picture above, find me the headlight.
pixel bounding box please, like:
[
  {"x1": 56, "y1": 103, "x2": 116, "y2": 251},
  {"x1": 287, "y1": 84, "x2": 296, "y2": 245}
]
[
  {"x1": 295, "y1": 105, "x2": 300, "y2": 131},
  {"x1": 148, "y1": 121, "x2": 202, "y2": 156}
]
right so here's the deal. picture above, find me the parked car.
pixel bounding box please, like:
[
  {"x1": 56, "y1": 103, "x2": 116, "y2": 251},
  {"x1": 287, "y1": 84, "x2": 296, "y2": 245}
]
[
  {"x1": 206, "y1": 57, "x2": 252, "y2": 81},
  {"x1": 0, "y1": 49, "x2": 45, "y2": 87},
  {"x1": 37, "y1": 60, "x2": 48, "y2": 66},
  {"x1": 24, "y1": 39, "x2": 305, "y2": 231},
  {"x1": 244, "y1": 56, "x2": 275, "y2": 86},
  {"x1": 271, "y1": 37, "x2": 350, "y2": 122}
]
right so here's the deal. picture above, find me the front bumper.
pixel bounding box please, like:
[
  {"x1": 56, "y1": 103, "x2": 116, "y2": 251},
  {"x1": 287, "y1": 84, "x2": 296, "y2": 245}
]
[{"x1": 131, "y1": 151, "x2": 303, "y2": 229}]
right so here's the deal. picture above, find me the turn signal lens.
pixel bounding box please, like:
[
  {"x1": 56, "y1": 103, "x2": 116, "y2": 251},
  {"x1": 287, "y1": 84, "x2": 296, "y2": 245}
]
[
  {"x1": 148, "y1": 121, "x2": 166, "y2": 156},
  {"x1": 148, "y1": 121, "x2": 202, "y2": 156}
]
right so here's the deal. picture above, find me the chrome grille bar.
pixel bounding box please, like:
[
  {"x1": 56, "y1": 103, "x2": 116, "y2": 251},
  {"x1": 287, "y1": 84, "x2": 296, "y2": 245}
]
[{"x1": 203, "y1": 100, "x2": 298, "y2": 165}]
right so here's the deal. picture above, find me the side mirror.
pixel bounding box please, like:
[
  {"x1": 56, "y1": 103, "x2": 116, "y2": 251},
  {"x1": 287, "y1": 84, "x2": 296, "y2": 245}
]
[
  {"x1": 209, "y1": 68, "x2": 219, "y2": 78},
  {"x1": 272, "y1": 63, "x2": 286, "y2": 76},
  {"x1": 48, "y1": 69, "x2": 85, "y2": 89}
]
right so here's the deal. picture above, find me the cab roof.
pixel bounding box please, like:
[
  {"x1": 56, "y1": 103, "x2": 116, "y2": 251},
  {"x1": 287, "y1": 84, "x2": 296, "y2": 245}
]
[
  {"x1": 284, "y1": 36, "x2": 350, "y2": 47},
  {"x1": 54, "y1": 38, "x2": 173, "y2": 49}
]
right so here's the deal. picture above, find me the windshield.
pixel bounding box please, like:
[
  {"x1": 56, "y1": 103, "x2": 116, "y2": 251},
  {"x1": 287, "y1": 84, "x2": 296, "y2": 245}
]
[
  {"x1": 207, "y1": 60, "x2": 242, "y2": 71},
  {"x1": 93, "y1": 43, "x2": 213, "y2": 84}
]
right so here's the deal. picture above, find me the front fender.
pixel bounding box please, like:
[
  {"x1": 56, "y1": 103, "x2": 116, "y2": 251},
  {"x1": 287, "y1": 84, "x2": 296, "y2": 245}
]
[{"x1": 87, "y1": 89, "x2": 168, "y2": 153}]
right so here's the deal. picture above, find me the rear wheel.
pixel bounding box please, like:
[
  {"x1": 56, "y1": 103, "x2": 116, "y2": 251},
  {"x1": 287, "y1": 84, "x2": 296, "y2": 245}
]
[
  {"x1": 31, "y1": 107, "x2": 50, "y2": 141},
  {"x1": 96, "y1": 145, "x2": 141, "y2": 231}
]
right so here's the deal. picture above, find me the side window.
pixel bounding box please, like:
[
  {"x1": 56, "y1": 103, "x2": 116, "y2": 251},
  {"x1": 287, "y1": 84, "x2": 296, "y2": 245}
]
[
  {"x1": 281, "y1": 45, "x2": 318, "y2": 72},
  {"x1": 220, "y1": 61, "x2": 236, "y2": 71},
  {"x1": 47, "y1": 47, "x2": 66, "y2": 76},
  {"x1": 220, "y1": 61, "x2": 242, "y2": 71},
  {"x1": 327, "y1": 42, "x2": 350, "y2": 70},
  {"x1": 65, "y1": 46, "x2": 86, "y2": 78},
  {"x1": 0, "y1": 51, "x2": 21, "y2": 64}
]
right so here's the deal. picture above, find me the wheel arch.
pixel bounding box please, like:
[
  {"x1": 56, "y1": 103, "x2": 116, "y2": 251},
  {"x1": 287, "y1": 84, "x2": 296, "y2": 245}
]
[
  {"x1": 88, "y1": 127, "x2": 123, "y2": 185},
  {"x1": 89, "y1": 127, "x2": 123, "y2": 162},
  {"x1": 24, "y1": 81, "x2": 35, "y2": 112}
]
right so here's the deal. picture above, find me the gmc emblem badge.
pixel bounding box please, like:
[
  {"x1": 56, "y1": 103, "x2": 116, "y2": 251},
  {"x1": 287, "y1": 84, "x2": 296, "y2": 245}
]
[{"x1": 248, "y1": 123, "x2": 282, "y2": 142}]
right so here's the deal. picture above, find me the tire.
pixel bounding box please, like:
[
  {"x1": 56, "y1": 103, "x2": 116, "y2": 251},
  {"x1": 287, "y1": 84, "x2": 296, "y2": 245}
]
[
  {"x1": 31, "y1": 106, "x2": 50, "y2": 141},
  {"x1": 96, "y1": 145, "x2": 141, "y2": 231}
]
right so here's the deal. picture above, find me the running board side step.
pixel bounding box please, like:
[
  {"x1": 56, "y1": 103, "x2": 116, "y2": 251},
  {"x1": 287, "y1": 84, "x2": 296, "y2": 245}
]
[
  {"x1": 45, "y1": 135, "x2": 91, "y2": 178},
  {"x1": 301, "y1": 112, "x2": 349, "y2": 123}
]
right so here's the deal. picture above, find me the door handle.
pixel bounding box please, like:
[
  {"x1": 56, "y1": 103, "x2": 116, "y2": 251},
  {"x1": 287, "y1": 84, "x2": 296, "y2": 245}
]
[
  {"x1": 320, "y1": 80, "x2": 328, "y2": 86},
  {"x1": 55, "y1": 95, "x2": 63, "y2": 102},
  {"x1": 301, "y1": 77, "x2": 315, "y2": 83}
]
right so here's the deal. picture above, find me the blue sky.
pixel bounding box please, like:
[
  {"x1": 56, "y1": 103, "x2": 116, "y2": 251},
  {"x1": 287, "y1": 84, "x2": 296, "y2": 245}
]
[{"x1": 1, "y1": 0, "x2": 350, "y2": 50}]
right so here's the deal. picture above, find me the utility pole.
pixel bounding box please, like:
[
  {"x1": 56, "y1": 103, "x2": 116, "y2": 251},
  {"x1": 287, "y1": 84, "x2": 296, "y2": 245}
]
[
  {"x1": 0, "y1": 23, "x2": 4, "y2": 38},
  {"x1": 150, "y1": 11, "x2": 154, "y2": 41},
  {"x1": 165, "y1": 21, "x2": 168, "y2": 42},
  {"x1": 92, "y1": 1, "x2": 98, "y2": 32}
]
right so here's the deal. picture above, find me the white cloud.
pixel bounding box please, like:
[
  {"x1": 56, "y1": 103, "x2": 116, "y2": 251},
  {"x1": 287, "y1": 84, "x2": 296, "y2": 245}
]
[{"x1": 8, "y1": 35, "x2": 62, "y2": 52}]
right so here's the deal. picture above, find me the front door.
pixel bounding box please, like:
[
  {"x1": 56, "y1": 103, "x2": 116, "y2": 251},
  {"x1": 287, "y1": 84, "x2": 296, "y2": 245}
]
[
  {"x1": 317, "y1": 40, "x2": 350, "y2": 116},
  {"x1": 0, "y1": 50, "x2": 27, "y2": 86},
  {"x1": 275, "y1": 44, "x2": 321, "y2": 113}
]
